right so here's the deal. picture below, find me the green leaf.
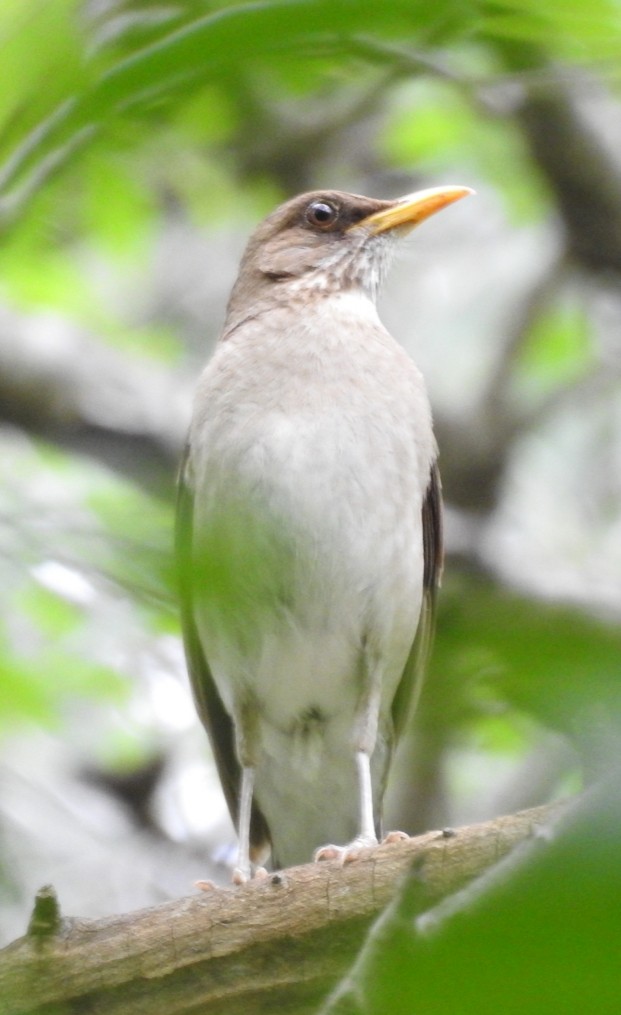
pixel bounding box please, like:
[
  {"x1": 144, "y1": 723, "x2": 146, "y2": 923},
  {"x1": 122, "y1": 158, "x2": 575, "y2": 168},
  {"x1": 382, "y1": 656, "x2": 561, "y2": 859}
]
[
  {"x1": 431, "y1": 571, "x2": 621, "y2": 752},
  {"x1": 0, "y1": 0, "x2": 475, "y2": 223},
  {"x1": 382, "y1": 81, "x2": 548, "y2": 222},
  {"x1": 335, "y1": 785, "x2": 621, "y2": 1014},
  {"x1": 80, "y1": 148, "x2": 156, "y2": 256},
  {"x1": 515, "y1": 298, "x2": 592, "y2": 397},
  {"x1": 0, "y1": 653, "x2": 56, "y2": 727},
  {"x1": 480, "y1": 0, "x2": 621, "y2": 60},
  {"x1": 19, "y1": 585, "x2": 82, "y2": 639},
  {"x1": 0, "y1": 621, "x2": 127, "y2": 733},
  {"x1": 87, "y1": 483, "x2": 176, "y2": 613},
  {"x1": 0, "y1": 0, "x2": 89, "y2": 132}
]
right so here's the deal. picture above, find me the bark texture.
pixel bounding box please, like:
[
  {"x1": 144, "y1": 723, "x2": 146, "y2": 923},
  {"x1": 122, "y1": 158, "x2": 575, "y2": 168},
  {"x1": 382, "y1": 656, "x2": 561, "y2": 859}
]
[{"x1": 0, "y1": 801, "x2": 566, "y2": 1015}]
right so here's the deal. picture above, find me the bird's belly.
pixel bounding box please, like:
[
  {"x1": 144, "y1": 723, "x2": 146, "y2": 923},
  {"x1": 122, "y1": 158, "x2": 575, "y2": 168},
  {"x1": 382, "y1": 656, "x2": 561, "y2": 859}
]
[
  {"x1": 192, "y1": 409, "x2": 424, "y2": 730},
  {"x1": 254, "y1": 714, "x2": 368, "y2": 866},
  {"x1": 196, "y1": 543, "x2": 421, "y2": 733}
]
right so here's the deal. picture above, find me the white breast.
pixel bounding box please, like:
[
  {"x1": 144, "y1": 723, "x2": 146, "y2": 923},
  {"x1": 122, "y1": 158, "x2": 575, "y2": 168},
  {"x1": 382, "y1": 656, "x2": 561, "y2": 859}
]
[{"x1": 189, "y1": 291, "x2": 434, "y2": 730}]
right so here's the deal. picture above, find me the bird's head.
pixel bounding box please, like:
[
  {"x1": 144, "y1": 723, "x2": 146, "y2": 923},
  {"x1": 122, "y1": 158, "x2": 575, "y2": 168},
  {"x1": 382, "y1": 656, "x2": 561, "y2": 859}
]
[{"x1": 224, "y1": 185, "x2": 473, "y2": 326}]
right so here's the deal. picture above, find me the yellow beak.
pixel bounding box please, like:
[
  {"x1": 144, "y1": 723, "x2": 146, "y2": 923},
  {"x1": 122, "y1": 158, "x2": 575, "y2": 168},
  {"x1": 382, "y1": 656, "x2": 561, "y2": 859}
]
[{"x1": 355, "y1": 185, "x2": 475, "y2": 235}]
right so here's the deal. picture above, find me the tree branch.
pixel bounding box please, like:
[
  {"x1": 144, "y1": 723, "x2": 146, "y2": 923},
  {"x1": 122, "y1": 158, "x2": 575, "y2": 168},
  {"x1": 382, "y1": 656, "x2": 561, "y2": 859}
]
[
  {"x1": 0, "y1": 307, "x2": 185, "y2": 497},
  {"x1": 0, "y1": 800, "x2": 567, "y2": 1015}
]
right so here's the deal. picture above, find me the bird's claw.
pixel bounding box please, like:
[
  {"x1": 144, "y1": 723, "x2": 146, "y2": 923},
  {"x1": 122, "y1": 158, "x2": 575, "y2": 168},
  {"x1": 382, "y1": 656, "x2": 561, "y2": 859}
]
[
  {"x1": 195, "y1": 879, "x2": 217, "y2": 892},
  {"x1": 314, "y1": 833, "x2": 378, "y2": 865},
  {"x1": 381, "y1": 829, "x2": 410, "y2": 845},
  {"x1": 232, "y1": 864, "x2": 269, "y2": 885}
]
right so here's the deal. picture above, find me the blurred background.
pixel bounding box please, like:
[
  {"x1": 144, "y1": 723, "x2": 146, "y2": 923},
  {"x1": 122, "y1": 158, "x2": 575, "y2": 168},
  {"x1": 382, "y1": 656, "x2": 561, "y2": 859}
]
[{"x1": 0, "y1": 0, "x2": 620, "y2": 948}]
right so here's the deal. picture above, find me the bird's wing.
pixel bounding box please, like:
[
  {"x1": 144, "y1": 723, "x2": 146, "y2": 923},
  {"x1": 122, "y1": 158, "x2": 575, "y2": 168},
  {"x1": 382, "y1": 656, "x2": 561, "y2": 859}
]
[
  {"x1": 391, "y1": 459, "x2": 444, "y2": 740},
  {"x1": 175, "y1": 444, "x2": 271, "y2": 861}
]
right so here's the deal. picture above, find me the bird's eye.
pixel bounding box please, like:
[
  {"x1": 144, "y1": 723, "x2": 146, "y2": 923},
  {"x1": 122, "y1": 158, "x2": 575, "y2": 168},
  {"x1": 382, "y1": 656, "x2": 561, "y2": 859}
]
[{"x1": 305, "y1": 200, "x2": 338, "y2": 228}]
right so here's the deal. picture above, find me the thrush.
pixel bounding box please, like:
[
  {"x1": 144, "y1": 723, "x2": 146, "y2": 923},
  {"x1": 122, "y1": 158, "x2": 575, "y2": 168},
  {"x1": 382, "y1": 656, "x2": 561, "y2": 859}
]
[{"x1": 176, "y1": 184, "x2": 473, "y2": 881}]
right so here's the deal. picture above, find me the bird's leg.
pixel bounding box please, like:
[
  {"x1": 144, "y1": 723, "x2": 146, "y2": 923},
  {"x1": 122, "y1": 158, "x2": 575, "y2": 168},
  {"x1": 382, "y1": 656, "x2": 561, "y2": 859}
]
[
  {"x1": 232, "y1": 696, "x2": 268, "y2": 884},
  {"x1": 315, "y1": 669, "x2": 382, "y2": 863},
  {"x1": 351, "y1": 666, "x2": 411, "y2": 850},
  {"x1": 349, "y1": 677, "x2": 383, "y2": 851},
  {"x1": 350, "y1": 714, "x2": 411, "y2": 853},
  {"x1": 232, "y1": 765, "x2": 255, "y2": 884},
  {"x1": 355, "y1": 748, "x2": 377, "y2": 844}
]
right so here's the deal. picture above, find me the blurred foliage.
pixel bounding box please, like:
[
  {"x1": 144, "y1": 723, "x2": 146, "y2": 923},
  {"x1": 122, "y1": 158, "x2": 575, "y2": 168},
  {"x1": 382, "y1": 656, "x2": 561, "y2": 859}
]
[
  {"x1": 326, "y1": 784, "x2": 621, "y2": 1014},
  {"x1": 515, "y1": 297, "x2": 592, "y2": 397},
  {"x1": 0, "y1": 436, "x2": 173, "y2": 735},
  {"x1": 0, "y1": 2, "x2": 619, "y2": 1008},
  {"x1": 382, "y1": 81, "x2": 549, "y2": 222},
  {"x1": 1, "y1": 0, "x2": 620, "y2": 235},
  {"x1": 430, "y1": 568, "x2": 621, "y2": 756}
]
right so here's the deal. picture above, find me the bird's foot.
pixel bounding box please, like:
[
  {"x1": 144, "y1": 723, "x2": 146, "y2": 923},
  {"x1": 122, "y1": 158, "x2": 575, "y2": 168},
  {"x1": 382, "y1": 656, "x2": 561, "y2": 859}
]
[
  {"x1": 314, "y1": 833, "x2": 378, "y2": 865},
  {"x1": 232, "y1": 865, "x2": 269, "y2": 885},
  {"x1": 381, "y1": 829, "x2": 410, "y2": 845},
  {"x1": 314, "y1": 830, "x2": 411, "y2": 865}
]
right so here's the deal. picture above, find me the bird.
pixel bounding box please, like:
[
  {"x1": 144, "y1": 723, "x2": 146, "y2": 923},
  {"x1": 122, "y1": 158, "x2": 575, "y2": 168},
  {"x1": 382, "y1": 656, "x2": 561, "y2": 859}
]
[{"x1": 176, "y1": 183, "x2": 473, "y2": 882}]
